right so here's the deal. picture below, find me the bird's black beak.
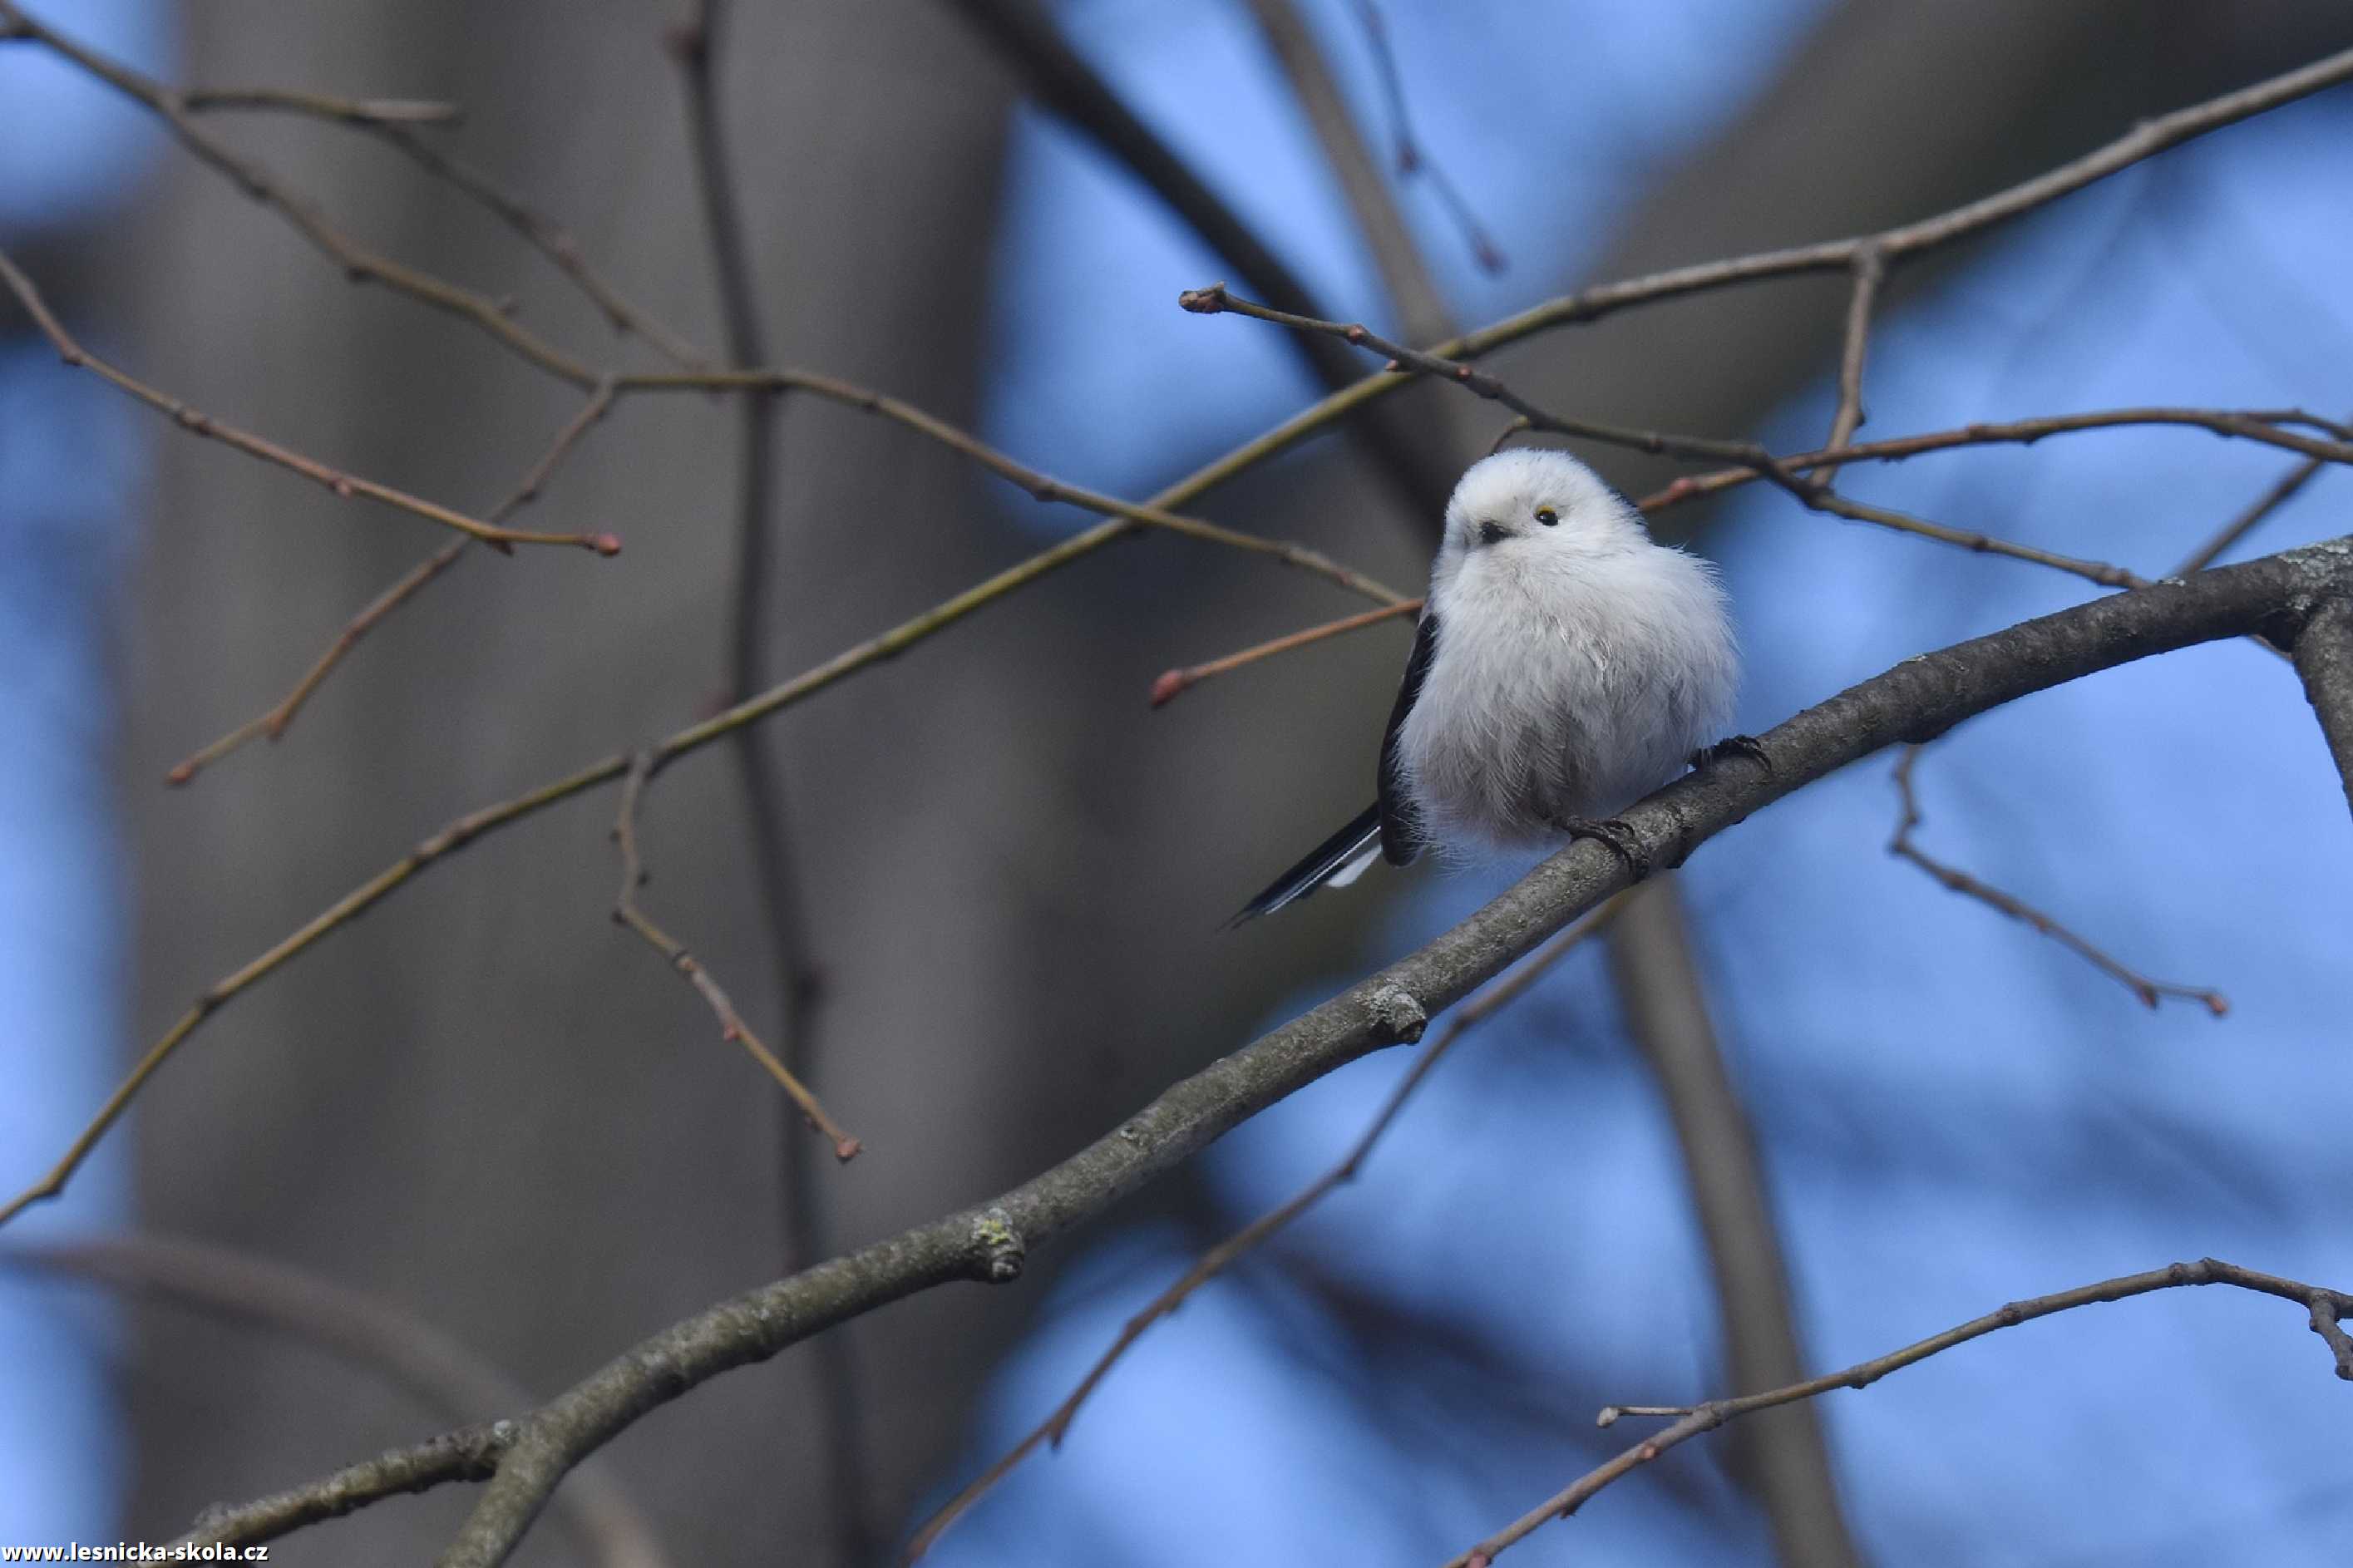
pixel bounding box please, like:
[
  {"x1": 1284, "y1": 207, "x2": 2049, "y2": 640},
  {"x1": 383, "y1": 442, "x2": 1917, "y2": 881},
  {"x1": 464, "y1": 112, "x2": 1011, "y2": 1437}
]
[{"x1": 1476, "y1": 520, "x2": 1508, "y2": 547}]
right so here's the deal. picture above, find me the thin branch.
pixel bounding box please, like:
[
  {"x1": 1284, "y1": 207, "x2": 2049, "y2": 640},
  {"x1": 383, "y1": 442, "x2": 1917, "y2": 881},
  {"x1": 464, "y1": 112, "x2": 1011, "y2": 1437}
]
[
  {"x1": 2291, "y1": 594, "x2": 2353, "y2": 819},
  {"x1": 611, "y1": 752, "x2": 859, "y2": 1161},
  {"x1": 1344, "y1": 0, "x2": 1503, "y2": 273},
  {"x1": 166, "y1": 379, "x2": 619, "y2": 785},
  {"x1": 1148, "y1": 598, "x2": 1421, "y2": 708},
  {"x1": 6, "y1": 1236, "x2": 668, "y2": 1568},
  {"x1": 1242, "y1": 0, "x2": 1454, "y2": 347},
  {"x1": 0, "y1": 2, "x2": 609, "y2": 387},
  {"x1": 1642, "y1": 407, "x2": 2353, "y2": 514},
  {"x1": 1813, "y1": 245, "x2": 1886, "y2": 487},
  {"x1": 2178, "y1": 446, "x2": 2336, "y2": 574},
  {"x1": 933, "y1": 0, "x2": 1462, "y2": 520},
  {"x1": 176, "y1": 1423, "x2": 514, "y2": 1552},
  {"x1": 905, "y1": 897, "x2": 1627, "y2": 1562},
  {"x1": 614, "y1": 370, "x2": 1408, "y2": 606},
  {"x1": 178, "y1": 86, "x2": 461, "y2": 124},
  {"x1": 1803, "y1": 486, "x2": 2150, "y2": 589},
  {"x1": 1887, "y1": 746, "x2": 2228, "y2": 1013},
  {"x1": 181, "y1": 94, "x2": 712, "y2": 368},
  {"x1": 0, "y1": 249, "x2": 619, "y2": 555},
  {"x1": 1453, "y1": 1258, "x2": 2353, "y2": 1567}
]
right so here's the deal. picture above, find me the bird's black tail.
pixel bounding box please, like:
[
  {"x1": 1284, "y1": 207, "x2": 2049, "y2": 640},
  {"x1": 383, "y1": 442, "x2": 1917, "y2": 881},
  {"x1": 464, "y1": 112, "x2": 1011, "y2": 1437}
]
[{"x1": 1227, "y1": 802, "x2": 1384, "y2": 927}]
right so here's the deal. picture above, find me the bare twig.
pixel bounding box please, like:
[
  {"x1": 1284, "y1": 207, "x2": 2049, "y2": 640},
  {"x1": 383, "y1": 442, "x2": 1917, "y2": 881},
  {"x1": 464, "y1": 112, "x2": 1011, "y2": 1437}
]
[
  {"x1": 934, "y1": 0, "x2": 1463, "y2": 518},
  {"x1": 0, "y1": 250, "x2": 620, "y2": 555},
  {"x1": 1641, "y1": 407, "x2": 2353, "y2": 514},
  {"x1": 1887, "y1": 746, "x2": 2227, "y2": 1013},
  {"x1": 905, "y1": 898, "x2": 1627, "y2": 1561},
  {"x1": 617, "y1": 363, "x2": 1408, "y2": 604},
  {"x1": 1148, "y1": 598, "x2": 1421, "y2": 708},
  {"x1": 179, "y1": 86, "x2": 461, "y2": 124},
  {"x1": 182, "y1": 92, "x2": 712, "y2": 368},
  {"x1": 1813, "y1": 245, "x2": 1887, "y2": 487},
  {"x1": 0, "y1": 2, "x2": 608, "y2": 386},
  {"x1": 2177, "y1": 443, "x2": 2338, "y2": 575},
  {"x1": 611, "y1": 752, "x2": 859, "y2": 1161},
  {"x1": 1243, "y1": 0, "x2": 1453, "y2": 348},
  {"x1": 176, "y1": 1423, "x2": 513, "y2": 1552},
  {"x1": 1453, "y1": 1258, "x2": 2353, "y2": 1567},
  {"x1": 1345, "y1": 0, "x2": 1504, "y2": 272},
  {"x1": 166, "y1": 379, "x2": 620, "y2": 785},
  {"x1": 6, "y1": 1235, "x2": 668, "y2": 1568}
]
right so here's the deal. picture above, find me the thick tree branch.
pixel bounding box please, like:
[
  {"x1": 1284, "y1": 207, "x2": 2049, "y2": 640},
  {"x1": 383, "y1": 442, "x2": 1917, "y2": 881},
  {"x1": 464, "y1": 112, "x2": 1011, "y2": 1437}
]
[
  {"x1": 143, "y1": 536, "x2": 2342, "y2": 1565},
  {"x1": 2292, "y1": 593, "x2": 2353, "y2": 816},
  {"x1": 1456, "y1": 1258, "x2": 2353, "y2": 1567}
]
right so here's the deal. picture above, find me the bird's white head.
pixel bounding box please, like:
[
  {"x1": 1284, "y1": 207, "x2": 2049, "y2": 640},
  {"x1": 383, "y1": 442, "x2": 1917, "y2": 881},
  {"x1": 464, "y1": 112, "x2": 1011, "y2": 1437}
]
[{"x1": 1438, "y1": 448, "x2": 1645, "y2": 570}]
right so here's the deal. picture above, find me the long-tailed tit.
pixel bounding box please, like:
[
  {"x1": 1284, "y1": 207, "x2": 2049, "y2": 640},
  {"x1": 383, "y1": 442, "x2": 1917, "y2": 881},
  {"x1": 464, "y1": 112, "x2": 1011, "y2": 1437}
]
[{"x1": 1233, "y1": 448, "x2": 1747, "y2": 924}]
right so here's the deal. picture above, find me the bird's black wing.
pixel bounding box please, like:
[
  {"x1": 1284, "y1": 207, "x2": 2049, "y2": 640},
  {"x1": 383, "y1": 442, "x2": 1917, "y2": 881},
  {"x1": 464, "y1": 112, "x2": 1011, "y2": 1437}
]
[{"x1": 1376, "y1": 609, "x2": 1439, "y2": 865}]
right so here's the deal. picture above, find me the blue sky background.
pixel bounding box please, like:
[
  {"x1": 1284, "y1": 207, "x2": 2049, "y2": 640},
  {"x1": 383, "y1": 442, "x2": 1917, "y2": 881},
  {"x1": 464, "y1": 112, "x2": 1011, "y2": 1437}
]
[
  {"x1": 0, "y1": 0, "x2": 170, "y2": 1546},
  {"x1": 4, "y1": 1, "x2": 2349, "y2": 1561}
]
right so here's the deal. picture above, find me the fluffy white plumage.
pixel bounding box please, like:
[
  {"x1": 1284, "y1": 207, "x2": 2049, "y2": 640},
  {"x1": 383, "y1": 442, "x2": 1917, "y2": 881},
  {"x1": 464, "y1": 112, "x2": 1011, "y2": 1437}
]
[
  {"x1": 1399, "y1": 447, "x2": 1739, "y2": 849},
  {"x1": 1234, "y1": 448, "x2": 1739, "y2": 921}
]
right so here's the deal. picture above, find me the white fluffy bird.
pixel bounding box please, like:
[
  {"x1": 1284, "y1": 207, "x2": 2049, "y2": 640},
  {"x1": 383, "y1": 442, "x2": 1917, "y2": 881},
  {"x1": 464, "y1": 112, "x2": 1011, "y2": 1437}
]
[{"x1": 1232, "y1": 448, "x2": 1745, "y2": 924}]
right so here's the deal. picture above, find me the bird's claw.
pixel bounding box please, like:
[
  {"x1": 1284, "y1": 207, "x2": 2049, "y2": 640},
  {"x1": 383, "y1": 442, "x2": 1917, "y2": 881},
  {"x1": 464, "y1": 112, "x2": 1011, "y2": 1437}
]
[
  {"x1": 1556, "y1": 816, "x2": 1650, "y2": 881},
  {"x1": 1690, "y1": 733, "x2": 1771, "y2": 773}
]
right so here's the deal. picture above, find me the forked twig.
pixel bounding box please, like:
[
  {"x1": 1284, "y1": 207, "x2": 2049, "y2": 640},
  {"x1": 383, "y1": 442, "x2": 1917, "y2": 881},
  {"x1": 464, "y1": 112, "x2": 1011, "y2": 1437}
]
[
  {"x1": 166, "y1": 380, "x2": 622, "y2": 784},
  {"x1": 1887, "y1": 747, "x2": 2226, "y2": 1014},
  {"x1": 611, "y1": 753, "x2": 860, "y2": 1162},
  {"x1": 1453, "y1": 1258, "x2": 2352, "y2": 1566}
]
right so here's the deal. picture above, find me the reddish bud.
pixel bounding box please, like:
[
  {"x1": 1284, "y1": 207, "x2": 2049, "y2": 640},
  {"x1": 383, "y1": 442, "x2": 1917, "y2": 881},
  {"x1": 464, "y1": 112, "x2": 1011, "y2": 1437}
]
[
  {"x1": 165, "y1": 761, "x2": 195, "y2": 787},
  {"x1": 1148, "y1": 669, "x2": 1188, "y2": 708},
  {"x1": 588, "y1": 532, "x2": 623, "y2": 557},
  {"x1": 832, "y1": 1137, "x2": 862, "y2": 1163}
]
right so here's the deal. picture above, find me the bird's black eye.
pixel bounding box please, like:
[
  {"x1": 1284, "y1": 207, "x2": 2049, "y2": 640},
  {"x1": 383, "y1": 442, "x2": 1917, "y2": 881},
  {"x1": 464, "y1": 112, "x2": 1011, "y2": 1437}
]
[{"x1": 1535, "y1": 506, "x2": 1559, "y2": 526}]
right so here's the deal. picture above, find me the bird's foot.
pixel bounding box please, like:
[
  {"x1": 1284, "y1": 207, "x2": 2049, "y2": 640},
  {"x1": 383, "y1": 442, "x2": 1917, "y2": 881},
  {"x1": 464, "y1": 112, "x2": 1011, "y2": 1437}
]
[
  {"x1": 1690, "y1": 733, "x2": 1772, "y2": 774},
  {"x1": 1555, "y1": 816, "x2": 1651, "y2": 881}
]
